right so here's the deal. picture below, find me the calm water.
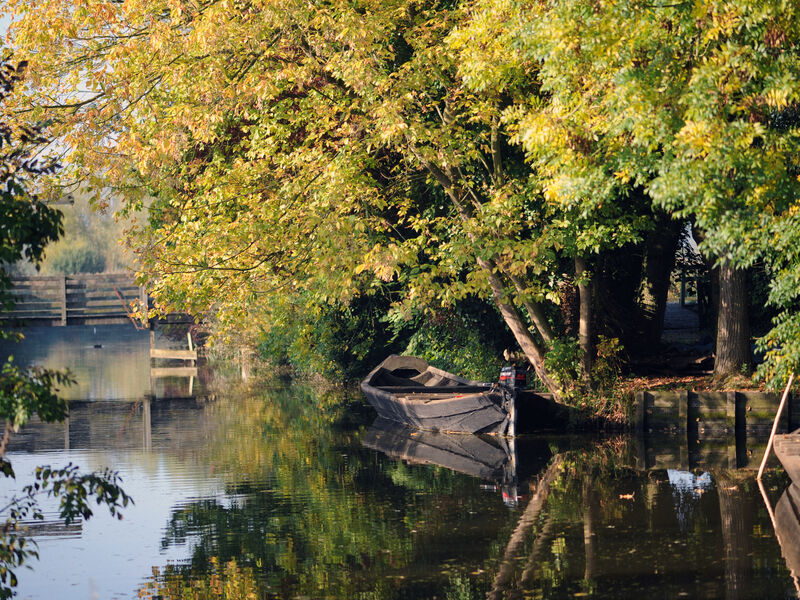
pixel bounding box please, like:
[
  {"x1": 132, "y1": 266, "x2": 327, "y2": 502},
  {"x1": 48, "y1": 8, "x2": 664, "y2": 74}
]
[{"x1": 1, "y1": 326, "x2": 798, "y2": 599}]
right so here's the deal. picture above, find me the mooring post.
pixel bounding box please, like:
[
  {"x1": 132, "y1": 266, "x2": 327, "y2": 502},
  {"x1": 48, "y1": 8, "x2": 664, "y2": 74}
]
[
  {"x1": 143, "y1": 397, "x2": 152, "y2": 452},
  {"x1": 757, "y1": 373, "x2": 795, "y2": 480}
]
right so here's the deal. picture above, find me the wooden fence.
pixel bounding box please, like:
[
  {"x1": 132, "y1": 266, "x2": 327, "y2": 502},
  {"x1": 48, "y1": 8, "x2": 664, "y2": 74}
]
[{"x1": 0, "y1": 273, "x2": 146, "y2": 326}]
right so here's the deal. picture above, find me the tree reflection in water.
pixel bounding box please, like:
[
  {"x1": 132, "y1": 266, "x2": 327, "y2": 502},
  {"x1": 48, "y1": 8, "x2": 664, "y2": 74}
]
[
  {"x1": 136, "y1": 382, "x2": 796, "y2": 599},
  {"x1": 142, "y1": 382, "x2": 517, "y2": 599}
]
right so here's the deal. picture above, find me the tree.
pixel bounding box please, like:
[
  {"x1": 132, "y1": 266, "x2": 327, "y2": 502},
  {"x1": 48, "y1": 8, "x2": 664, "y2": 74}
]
[
  {"x1": 3, "y1": 0, "x2": 654, "y2": 403},
  {"x1": 460, "y1": 0, "x2": 800, "y2": 382},
  {"x1": 0, "y1": 56, "x2": 131, "y2": 598}
]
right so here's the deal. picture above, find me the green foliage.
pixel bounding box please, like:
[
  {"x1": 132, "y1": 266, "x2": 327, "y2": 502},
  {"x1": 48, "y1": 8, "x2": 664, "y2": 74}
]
[
  {"x1": 543, "y1": 338, "x2": 581, "y2": 402},
  {"x1": 0, "y1": 358, "x2": 71, "y2": 432},
  {"x1": 257, "y1": 292, "x2": 403, "y2": 382},
  {"x1": 591, "y1": 336, "x2": 624, "y2": 393},
  {"x1": 43, "y1": 238, "x2": 106, "y2": 274},
  {"x1": 145, "y1": 382, "x2": 505, "y2": 599},
  {"x1": 0, "y1": 56, "x2": 131, "y2": 599},
  {"x1": 0, "y1": 59, "x2": 62, "y2": 308},
  {"x1": 445, "y1": 573, "x2": 479, "y2": 600},
  {"x1": 402, "y1": 305, "x2": 508, "y2": 382},
  {"x1": 11, "y1": 0, "x2": 800, "y2": 397},
  {"x1": 40, "y1": 192, "x2": 133, "y2": 275},
  {"x1": 138, "y1": 558, "x2": 258, "y2": 600},
  {"x1": 543, "y1": 335, "x2": 629, "y2": 422}
]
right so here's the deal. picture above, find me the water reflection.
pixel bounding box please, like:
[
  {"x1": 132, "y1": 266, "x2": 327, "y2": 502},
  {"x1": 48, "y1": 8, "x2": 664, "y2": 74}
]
[
  {"x1": 0, "y1": 324, "x2": 204, "y2": 400},
  {"x1": 363, "y1": 418, "x2": 520, "y2": 505},
  {"x1": 5, "y1": 388, "x2": 798, "y2": 599},
  {"x1": 775, "y1": 483, "x2": 800, "y2": 592},
  {"x1": 0, "y1": 324, "x2": 797, "y2": 599}
]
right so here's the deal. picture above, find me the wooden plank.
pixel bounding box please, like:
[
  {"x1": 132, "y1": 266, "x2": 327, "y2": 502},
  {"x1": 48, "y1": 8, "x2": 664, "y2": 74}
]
[
  {"x1": 5, "y1": 300, "x2": 62, "y2": 308},
  {"x1": 67, "y1": 299, "x2": 132, "y2": 309},
  {"x1": 150, "y1": 348, "x2": 197, "y2": 360},
  {"x1": 9, "y1": 289, "x2": 63, "y2": 297},
  {"x1": 10, "y1": 276, "x2": 64, "y2": 284},
  {"x1": 66, "y1": 288, "x2": 139, "y2": 297},
  {"x1": 11, "y1": 281, "x2": 61, "y2": 292},
  {"x1": 71, "y1": 307, "x2": 133, "y2": 315},
  {"x1": 635, "y1": 391, "x2": 645, "y2": 435},
  {"x1": 150, "y1": 366, "x2": 198, "y2": 378},
  {"x1": 80, "y1": 317, "x2": 137, "y2": 325},
  {"x1": 67, "y1": 311, "x2": 136, "y2": 319},
  {"x1": 695, "y1": 392, "x2": 728, "y2": 410},
  {"x1": 67, "y1": 274, "x2": 135, "y2": 285},
  {"x1": 69, "y1": 272, "x2": 132, "y2": 279},
  {"x1": 2, "y1": 307, "x2": 62, "y2": 315},
  {"x1": 0, "y1": 311, "x2": 62, "y2": 319},
  {"x1": 647, "y1": 390, "x2": 687, "y2": 432}
]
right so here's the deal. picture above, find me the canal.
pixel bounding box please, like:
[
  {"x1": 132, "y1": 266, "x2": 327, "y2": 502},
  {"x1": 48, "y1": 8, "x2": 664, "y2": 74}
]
[{"x1": 0, "y1": 326, "x2": 797, "y2": 599}]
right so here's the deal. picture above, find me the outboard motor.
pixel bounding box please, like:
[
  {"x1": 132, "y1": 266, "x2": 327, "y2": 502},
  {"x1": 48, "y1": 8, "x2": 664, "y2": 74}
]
[
  {"x1": 498, "y1": 365, "x2": 525, "y2": 437},
  {"x1": 499, "y1": 365, "x2": 526, "y2": 390}
]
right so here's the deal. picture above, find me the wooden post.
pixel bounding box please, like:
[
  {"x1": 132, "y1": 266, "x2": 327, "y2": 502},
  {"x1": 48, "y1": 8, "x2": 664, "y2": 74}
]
[
  {"x1": 726, "y1": 392, "x2": 736, "y2": 427},
  {"x1": 187, "y1": 331, "x2": 195, "y2": 366},
  {"x1": 758, "y1": 478, "x2": 800, "y2": 596},
  {"x1": 143, "y1": 397, "x2": 152, "y2": 452},
  {"x1": 757, "y1": 373, "x2": 795, "y2": 480},
  {"x1": 59, "y1": 274, "x2": 67, "y2": 326}
]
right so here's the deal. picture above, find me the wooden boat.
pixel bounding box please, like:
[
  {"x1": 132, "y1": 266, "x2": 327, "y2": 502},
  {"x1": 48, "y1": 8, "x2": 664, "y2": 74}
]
[
  {"x1": 362, "y1": 417, "x2": 514, "y2": 481},
  {"x1": 360, "y1": 355, "x2": 514, "y2": 435},
  {"x1": 773, "y1": 429, "x2": 800, "y2": 483}
]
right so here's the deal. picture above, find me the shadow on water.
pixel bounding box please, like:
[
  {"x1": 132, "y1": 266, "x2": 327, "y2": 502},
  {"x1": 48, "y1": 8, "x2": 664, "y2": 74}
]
[{"x1": 1, "y1": 326, "x2": 799, "y2": 599}]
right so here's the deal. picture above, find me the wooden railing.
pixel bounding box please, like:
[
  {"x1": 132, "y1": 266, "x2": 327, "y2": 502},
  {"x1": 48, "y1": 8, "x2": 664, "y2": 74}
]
[{"x1": 0, "y1": 273, "x2": 146, "y2": 326}]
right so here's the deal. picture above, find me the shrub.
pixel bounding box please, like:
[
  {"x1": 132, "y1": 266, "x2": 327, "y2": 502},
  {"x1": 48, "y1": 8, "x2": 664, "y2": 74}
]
[{"x1": 44, "y1": 238, "x2": 106, "y2": 274}]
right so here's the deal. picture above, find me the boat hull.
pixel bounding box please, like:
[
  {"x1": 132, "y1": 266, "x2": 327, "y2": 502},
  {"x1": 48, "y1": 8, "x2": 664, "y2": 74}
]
[
  {"x1": 361, "y1": 355, "x2": 512, "y2": 434},
  {"x1": 774, "y1": 430, "x2": 800, "y2": 483}
]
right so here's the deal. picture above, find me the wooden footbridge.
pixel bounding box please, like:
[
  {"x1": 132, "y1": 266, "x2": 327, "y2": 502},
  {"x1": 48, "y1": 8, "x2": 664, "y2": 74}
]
[{"x1": 0, "y1": 273, "x2": 189, "y2": 327}]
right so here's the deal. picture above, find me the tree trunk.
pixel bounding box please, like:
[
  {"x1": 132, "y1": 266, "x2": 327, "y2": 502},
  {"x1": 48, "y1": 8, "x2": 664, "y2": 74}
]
[
  {"x1": 410, "y1": 147, "x2": 562, "y2": 398},
  {"x1": 576, "y1": 256, "x2": 593, "y2": 388},
  {"x1": 640, "y1": 220, "x2": 682, "y2": 343},
  {"x1": 715, "y1": 261, "x2": 751, "y2": 378},
  {"x1": 480, "y1": 258, "x2": 561, "y2": 399}
]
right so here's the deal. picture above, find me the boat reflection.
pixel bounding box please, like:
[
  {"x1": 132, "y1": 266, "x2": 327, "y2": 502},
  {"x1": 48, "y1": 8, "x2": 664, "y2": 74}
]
[
  {"x1": 362, "y1": 417, "x2": 520, "y2": 506},
  {"x1": 775, "y1": 483, "x2": 800, "y2": 593}
]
